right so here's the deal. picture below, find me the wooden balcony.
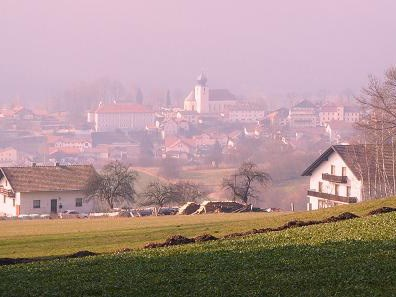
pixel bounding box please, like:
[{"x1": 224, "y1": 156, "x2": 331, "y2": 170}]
[
  {"x1": 307, "y1": 190, "x2": 357, "y2": 204},
  {"x1": 322, "y1": 173, "x2": 347, "y2": 183},
  {"x1": 0, "y1": 186, "x2": 15, "y2": 198}
]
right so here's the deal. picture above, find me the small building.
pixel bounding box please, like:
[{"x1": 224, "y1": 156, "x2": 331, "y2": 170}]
[
  {"x1": 302, "y1": 144, "x2": 396, "y2": 210},
  {"x1": 0, "y1": 164, "x2": 97, "y2": 216}
]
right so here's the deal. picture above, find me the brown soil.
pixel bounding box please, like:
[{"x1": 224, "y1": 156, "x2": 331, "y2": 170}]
[{"x1": 367, "y1": 207, "x2": 396, "y2": 216}]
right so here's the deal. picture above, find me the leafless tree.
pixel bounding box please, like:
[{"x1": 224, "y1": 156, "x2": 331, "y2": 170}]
[
  {"x1": 355, "y1": 66, "x2": 396, "y2": 199},
  {"x1": 140, "y1": 181, "x2": 176, "y2": 214},
  {"x1": 171, "y1": 181, "x2": 206, "y2": 203},
  {"x1": 222, "y1": 161, "x2": 271, "y2": 205},
  {"x1": 84, "y1": 161, "x2": 138, "y2": 209}
]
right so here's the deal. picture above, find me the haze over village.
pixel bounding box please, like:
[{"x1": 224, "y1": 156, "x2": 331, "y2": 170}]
[{"x1": 1, "y1": 1, "x2": 396, "y2": 296}]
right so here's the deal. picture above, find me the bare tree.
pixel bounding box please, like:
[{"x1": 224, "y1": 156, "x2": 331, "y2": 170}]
[
  {"x1": 357, "y1": 67, "x2": 396, "y2": 137},
  {"x1": 140, "y1": 181, "x2": 176, "y2": 214},
  {"x1": 171, "y1": 181, "x2": 206, "y2": 203},
  {"x1": 355, "y1": 66, "x2": 396, "y2": 198},
  {"x1": 222, "y1": 161, "x2": 271, "y2": 205},
  {"x1": 84, "y1": 161, "x2": 138, "y2": 209}
]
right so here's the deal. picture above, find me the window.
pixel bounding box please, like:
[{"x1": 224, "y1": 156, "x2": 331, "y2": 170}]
[
  {"x1": 331, "y1": 165, "x2": 336, "y2": 175},
  {"x1": 33, "y1": 200, "x2": 40, "y2": 208},
  {"x1": 12, "y1": 199, "x2": 15, "y2": 207},
  {"x1": 318, "y1": 181, "x2": 323, "y2": 193},
  {"x1": 334, "y1": 184, "x2": 339, "y2": 196},
  {"x1": 342, "y1": 167, "x2": 347, "y2": 176},
  {"x1": 3, "y1": 196, "x2": 6, "y2": 204},
  {"x1": 346, "y1": 186, "x2": 351, "y2": 197},
  {"x1": 75, "y1": 198, "x2": 83, "y2": 207}
]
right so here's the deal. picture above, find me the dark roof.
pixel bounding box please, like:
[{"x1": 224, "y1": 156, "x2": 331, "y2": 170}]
[
  {"x1": 92, "y1": 131, "x2": 128, "y2": 147},
  {"x1": 302, "y1": 144, "x2": 395, "y2": 182},
  {"x1": 293, "y1": 100, "x2": 315, "y2": 108},
  {"x1": 209, "y1": 89, "x2": 237, "y2": 101},
  {"x1": 0, "y1": 165, "x2": 96, "y2": 193}
]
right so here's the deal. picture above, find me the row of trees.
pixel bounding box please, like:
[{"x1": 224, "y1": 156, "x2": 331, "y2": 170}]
[{"x1": 84, "y1": 161, "x2": 271, "y2": 211}]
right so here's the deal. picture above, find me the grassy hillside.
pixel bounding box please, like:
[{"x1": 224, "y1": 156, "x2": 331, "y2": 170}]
[
  {"x1": 0, "y1": 197, "x2": 395, "y2": 258},
  {"x1": 0, "y1": 210, "x2": 395, "y2": 296}
]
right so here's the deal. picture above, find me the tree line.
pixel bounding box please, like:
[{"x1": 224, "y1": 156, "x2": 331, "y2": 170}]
[{"x1": 84, "y1": 161, "x2": 271, "y2": 212}]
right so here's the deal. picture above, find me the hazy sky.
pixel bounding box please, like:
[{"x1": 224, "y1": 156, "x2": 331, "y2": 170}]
[{"x1": 1, "y1": 0, "x2": 396, "y2": 103}]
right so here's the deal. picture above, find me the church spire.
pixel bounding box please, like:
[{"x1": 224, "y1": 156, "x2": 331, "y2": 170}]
[{"x1": 196, "y1": 72, "x2": 207, "y2": 86}]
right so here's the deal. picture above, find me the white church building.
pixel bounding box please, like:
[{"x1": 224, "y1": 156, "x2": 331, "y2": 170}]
[{"x1": 183, "y1": 73, "x2": 238, "y2": 114}]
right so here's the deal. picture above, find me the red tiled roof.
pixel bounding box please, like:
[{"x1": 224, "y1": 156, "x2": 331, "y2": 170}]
[
  {"x1": 0, "y1": 165, "x2": 97, "y2": 193},
  {"x1": 95, "y1": 103, "x2": 153, "y2": 113}
]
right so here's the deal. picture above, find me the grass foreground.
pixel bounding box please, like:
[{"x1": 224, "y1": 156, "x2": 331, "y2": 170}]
[
  {"x1": 1, "y1": 197, "x2": 396, "y2": 258},
  {"x1": 0, "y1": 198, "x2": 396, "y2": 296}
]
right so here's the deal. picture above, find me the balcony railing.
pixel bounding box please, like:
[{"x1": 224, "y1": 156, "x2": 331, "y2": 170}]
[
  {"x1": 307, "y1": 190, "x2": 357, "y2": 204},
  {"x1": 322, "y1": 173, "x2": 347, "y2": 183},
  {"x1": 0, "y1": 186, "x2": 15, "y2": 198}
]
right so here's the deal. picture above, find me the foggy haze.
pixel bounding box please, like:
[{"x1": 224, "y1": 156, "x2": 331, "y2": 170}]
[{"x1": 1, "y1": 0, "x2": 396, "y2": 103}]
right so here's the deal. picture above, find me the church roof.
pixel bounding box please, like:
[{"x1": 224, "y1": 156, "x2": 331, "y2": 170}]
[
  {"x1": 209, "y1": 89, "x2": 237, "y2": 101},
  {"x1": 185, "y1": 91, "x2": 196, "y2": 102}
]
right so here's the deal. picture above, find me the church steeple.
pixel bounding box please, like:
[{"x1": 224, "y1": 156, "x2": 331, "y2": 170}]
[{"x1": 196, "y1": 72, "x2": 207, "y2": 87}]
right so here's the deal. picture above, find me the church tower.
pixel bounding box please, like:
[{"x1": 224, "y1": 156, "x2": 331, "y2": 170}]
[{"x1": 195, "y1": 72, "x2": 209, "y2": 113}]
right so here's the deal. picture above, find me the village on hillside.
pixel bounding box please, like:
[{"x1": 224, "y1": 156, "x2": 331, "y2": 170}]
[{"x1": 0, "y1": 72, "x2": 381, "y2": 219}]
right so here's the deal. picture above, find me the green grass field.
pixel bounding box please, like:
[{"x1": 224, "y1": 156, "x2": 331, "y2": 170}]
[
  {"x1": 0, "y1": 201, "x2": 395, "y2": 296},
  {"x1": 0, "y1": 197, "x2": 395, "y2": 259}
]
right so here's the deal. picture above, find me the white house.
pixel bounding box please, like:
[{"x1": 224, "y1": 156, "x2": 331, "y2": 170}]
[
  {"x1": 302, "y1": 144, "x2": 395, "y2": 210},
  {"x1": 0, "y1": 164, "x2": 96, "y2": 216}
]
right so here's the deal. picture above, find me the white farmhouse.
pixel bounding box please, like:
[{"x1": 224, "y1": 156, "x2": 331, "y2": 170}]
[
  {"x1": 302, "y1": 144, "x2": 396, "y2": 210},
  {"x1": 0, "y1": 164, "x2": 96, "y2": 216}
]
